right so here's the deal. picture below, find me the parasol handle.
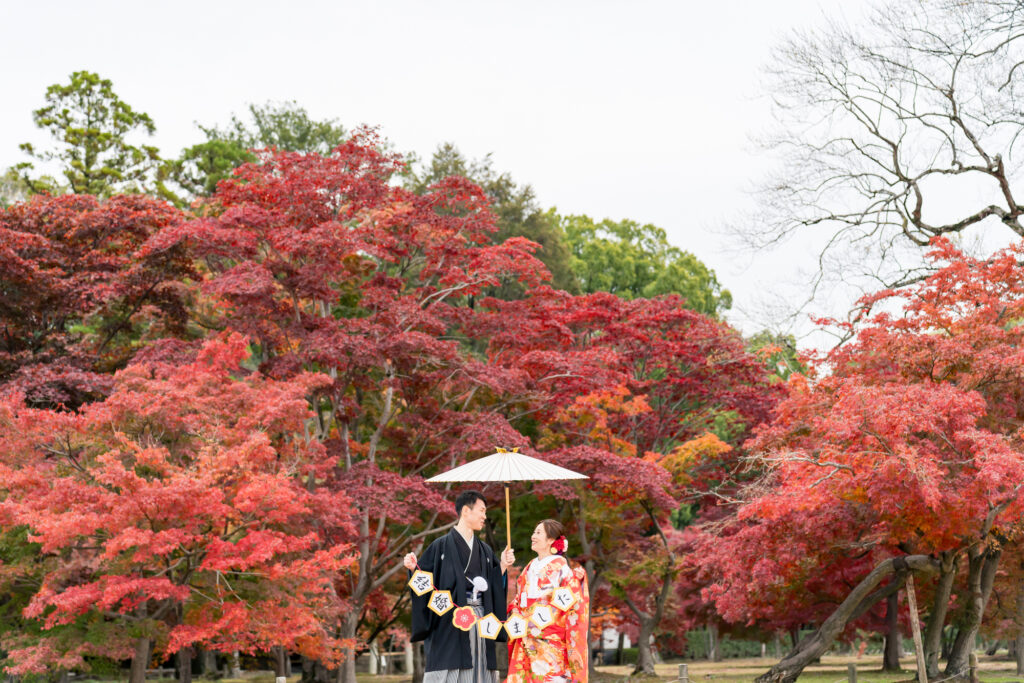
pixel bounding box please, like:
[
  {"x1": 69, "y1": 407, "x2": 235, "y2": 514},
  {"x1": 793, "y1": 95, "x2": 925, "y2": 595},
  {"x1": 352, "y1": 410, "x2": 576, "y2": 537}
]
[{"x1": 504, "y1": 483, "x2": 511, "y2": 551}]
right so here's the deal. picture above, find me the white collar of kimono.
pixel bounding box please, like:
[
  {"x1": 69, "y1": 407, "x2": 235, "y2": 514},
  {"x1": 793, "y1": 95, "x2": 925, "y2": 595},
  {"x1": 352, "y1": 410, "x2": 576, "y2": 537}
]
[
  {"x1": 532, "y1": 554, "x2": 562, "y2": 571},
  {"x1": 522, "y1": 555, "x2": 566, "y2": 603}
]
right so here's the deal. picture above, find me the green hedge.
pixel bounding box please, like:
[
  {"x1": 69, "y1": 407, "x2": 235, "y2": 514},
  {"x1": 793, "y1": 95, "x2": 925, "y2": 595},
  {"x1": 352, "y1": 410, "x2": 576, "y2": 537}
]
[{"x1": 682, "y1": 629, "x2": 763, "y2": 660}]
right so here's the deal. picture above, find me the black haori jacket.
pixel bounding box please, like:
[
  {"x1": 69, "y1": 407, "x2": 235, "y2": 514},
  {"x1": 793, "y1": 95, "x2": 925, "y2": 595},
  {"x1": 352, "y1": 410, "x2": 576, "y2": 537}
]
[{"x1": 410, "y1": 529, "x2": 508, "y2": 672}]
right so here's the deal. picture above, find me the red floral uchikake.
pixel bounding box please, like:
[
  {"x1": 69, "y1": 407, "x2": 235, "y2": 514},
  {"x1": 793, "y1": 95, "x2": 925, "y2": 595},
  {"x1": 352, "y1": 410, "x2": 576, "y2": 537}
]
[{"x1": 452, "y1": 605, "x2": 478, "y2": 631}]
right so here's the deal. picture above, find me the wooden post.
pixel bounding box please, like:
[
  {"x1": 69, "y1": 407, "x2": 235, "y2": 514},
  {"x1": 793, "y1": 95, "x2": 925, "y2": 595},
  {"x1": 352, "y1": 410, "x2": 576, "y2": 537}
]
[
  {"x1": 847, "y1": 663, "x2": 857, "y2": 683},
  {"x1": 504, "y1": 483, "x2": 512, "y2": 550},
  {"x1": 678, "y1": 663, "x2": 689, "y2": 683},
  {"x1": 969, "y1": 653, "x2": 979, "y2": 683},
  {"x1": 905, "y1": 574, "x2": 928, "y2": 683}
]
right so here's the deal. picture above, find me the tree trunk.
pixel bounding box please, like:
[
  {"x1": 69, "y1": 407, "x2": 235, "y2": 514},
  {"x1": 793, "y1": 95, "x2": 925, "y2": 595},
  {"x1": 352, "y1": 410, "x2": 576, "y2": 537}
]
[
  {"x1": 925, "y1": 552, "x2": 957, "y2": 679},
  {"x1": 177, "y1": 646, "x2": 194, "y2": 683},
  {"x1": 942, "y1": 628, "x2": 956, "y2": 661},
  {"x1": 274, "y1": 646, "x2": 288, "y2": 683},
  {"x1": 616, "y1": 631, "x2": 625, "y2": 665},
  {"x1": 339, "y1": 611, "x2": 360, "y2": 683},
  {"x1": 633, "y1": 618, "x2": 656, "y2": 675},
  {"x1": 1017, "y1": 588, "x2": 1024, "y2": 676},
  {"x1": 129, "y1": 637, "x2": 151, "y2": 683},
  {"x1": 946, "y1": 546, "x2": 1001, "y2": 678},
  {"x1": 301, "y1": 655, "x2": 331, "y2": 683},
  {"x1": 755, "y1": 555, "x2": 938, "y2": 683},
  {"x1": 230, "y1": 650, "x2": 242, "y2": 678},
  {"x1": 883, "y1": 591, "x2": 901, "y2": 672},
  {"x1": 412, "y1": 642, "x2": 425, "y2": 683},
  {"x1": 708, "y1": 622, "x2": 722, "y2": 662},
  {"x1": 198, "y1": 648, "x2": 218, "y2": 676},
  {"x1": 773, "y1": 633, "x2": 782, "y2": 658}
]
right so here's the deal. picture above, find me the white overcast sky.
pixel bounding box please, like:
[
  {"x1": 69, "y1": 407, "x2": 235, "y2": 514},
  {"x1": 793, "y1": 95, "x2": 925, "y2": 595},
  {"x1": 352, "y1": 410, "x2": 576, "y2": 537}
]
[{"x1": 1, "y1": 0, "x2": 876, "y2": 344}]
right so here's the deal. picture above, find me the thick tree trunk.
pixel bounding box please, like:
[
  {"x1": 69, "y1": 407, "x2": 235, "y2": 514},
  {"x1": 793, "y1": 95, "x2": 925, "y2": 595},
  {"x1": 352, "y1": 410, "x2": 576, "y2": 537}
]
[
  {"x1": 274, "y1": 646, "x2": 289, "y2": 682},
  {"x1": 616, "y1": 630, "x2": 625, "y2": 665},
  {"x1": 708, "y1": 621, "x2": 722, "y2": 662},
  {"x1": 339, "y1": 611, "x2": 360, "y2": 683},
  {"x1": 128, "y1": 637, "x2": 150, "y2": 683},
  {"x1": 945, "y1": 547, "x2": 1001, "y2": 678},
  {"x1": 230, "y1": 650, "x2": 242, "y2": 678},
  {"x1": 177, "y1": 646, "x2": 194, "y2": 683},
  {"x1": 925, "y1": 552, "x2": 957, "y2": 679},
  {"x1": 198, "y1": 648, "x2": 218, "y2": 676},
  {"x1": 301, "y1": 655, "x2": 331, "y2": 683},
  {"x1": 633, "y1": 618, "x2": 657, "y2": 675},
  {"x1": 883, "y1": 591, "x2": 901, "y2": 672},
  {"x1": 755, "y1": 555, "x2": 938, "y2": 683}
]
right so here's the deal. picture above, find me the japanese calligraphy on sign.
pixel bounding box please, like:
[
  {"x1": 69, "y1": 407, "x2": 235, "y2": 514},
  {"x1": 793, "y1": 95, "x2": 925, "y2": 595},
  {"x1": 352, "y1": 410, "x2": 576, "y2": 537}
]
[
  {"x1": 477, "y1": 613, "x2": 502, "y2": 640},
  {"x1": 427, "y1": 590, "x2": 454, "y2": 616},
  {"x1": 529, "y1": 604, "x2": 553, "y2": 629},
  {"x1": 551, "y1": 586, "x2": 577, "y2": 611},
  {"x1": 408, "y1": 570, "x2": 434, "y2": 596},
  {"x1": 504, "y1": 614, "x2": 527, "y2": 640}
]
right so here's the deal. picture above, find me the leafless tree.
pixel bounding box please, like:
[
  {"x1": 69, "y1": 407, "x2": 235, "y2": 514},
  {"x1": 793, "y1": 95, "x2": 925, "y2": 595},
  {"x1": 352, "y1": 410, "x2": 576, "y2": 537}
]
[{"x1": 741, "y1": 0, "x2": 1024, "y2": 323}]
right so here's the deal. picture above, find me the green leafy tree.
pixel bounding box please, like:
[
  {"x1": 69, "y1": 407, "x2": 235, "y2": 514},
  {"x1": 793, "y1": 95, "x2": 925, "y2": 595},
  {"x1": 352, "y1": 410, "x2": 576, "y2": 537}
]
[
  {"x1": 559, "y1": 212, "x2": 731, "y2": 316},
  {"x1": 159, "y1": 139, "x2": 256, "y2": 202},
  {"x1": 17, "y1": 71, "x2": 160, "y2": 197},
  {"x1": 1, "y1": 168, "x2": 66, "y2": 208},
  {"x1": 211, "y1": 100, "x2": 348, "y2": 155},
  {"x1": 745, "y1": 330, "x2": 803, "y2": 382},
  {"x1": 409, "y1": 143, "x2": 578, "y2": 294},
  {"x1": 162, "y1": 101, "x2": 348, "y2": 203}
]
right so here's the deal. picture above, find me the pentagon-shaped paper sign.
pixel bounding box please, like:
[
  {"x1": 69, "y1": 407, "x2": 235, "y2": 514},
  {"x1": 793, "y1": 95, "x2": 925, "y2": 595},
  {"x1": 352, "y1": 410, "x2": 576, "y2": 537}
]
[
  {"x1": 477, "y1": 613, "x2": 502, "y2": 640},
  {"x1": 427, "y1": 590, "x2": 454, "y2": 616},
  {"x1": 551, "y1": 586, "x2": 578, "y2": 611},
  {"x1": 529, "y1": 604, "x2": 554, "y2": 630},
  {"x1": 408, "y1": 570, "x2": 434, "y2": 596},
  {"x1": 452, "y1": 605, "x2": 478, "y2": 631},
  {"x1": 504, "y1": 614, "x2": 528, "y2": 640}
]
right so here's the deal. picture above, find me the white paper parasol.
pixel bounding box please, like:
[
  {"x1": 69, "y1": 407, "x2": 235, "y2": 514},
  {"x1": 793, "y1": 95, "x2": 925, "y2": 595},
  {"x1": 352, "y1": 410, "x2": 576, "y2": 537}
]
[{"x1": 426, "y1": 447, "x2": 588, "y2": 549}]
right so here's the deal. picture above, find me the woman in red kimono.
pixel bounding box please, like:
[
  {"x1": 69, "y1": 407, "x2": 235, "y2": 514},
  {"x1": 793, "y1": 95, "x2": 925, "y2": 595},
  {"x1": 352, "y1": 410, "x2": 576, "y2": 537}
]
[{"x1": 507, "y1": 519, "x2": 590, "y2": 683}]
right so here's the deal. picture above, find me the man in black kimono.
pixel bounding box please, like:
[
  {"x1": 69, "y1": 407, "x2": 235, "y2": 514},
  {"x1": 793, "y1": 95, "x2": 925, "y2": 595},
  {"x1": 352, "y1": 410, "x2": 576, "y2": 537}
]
[{"x1": 404, "y1": 490, "x2": 515, "y2": 683}]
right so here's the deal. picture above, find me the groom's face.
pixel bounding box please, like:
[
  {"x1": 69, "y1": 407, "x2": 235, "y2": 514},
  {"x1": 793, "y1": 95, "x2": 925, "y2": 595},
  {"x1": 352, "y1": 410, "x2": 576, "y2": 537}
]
[{"x1": 461, "y1": 499, "x2": 487, "y2": 531}]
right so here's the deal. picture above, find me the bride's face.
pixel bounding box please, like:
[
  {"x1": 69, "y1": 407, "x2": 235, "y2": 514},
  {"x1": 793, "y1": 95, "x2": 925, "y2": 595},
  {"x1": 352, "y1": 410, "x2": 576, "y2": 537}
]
[{"x1": 530, "y1": 523, "x2": 551, "y2": 554}]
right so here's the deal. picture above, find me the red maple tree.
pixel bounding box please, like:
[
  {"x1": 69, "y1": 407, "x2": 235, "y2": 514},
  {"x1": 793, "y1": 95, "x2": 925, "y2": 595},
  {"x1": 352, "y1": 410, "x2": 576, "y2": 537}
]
[
  {"x1": 476, "y1": 289, "x2": 780, "y2": 672},
  {"x1": 0, "y1": 194, "x2": 194, "y2": 409},
  {"x1": 698, "y1": 238, "x2": 1024, "y2": 682},
  {"x1": 141, "y1": 132, "x2": 550, "y2": 682},
  {"x1": 0, "y1": 333, "x2": 356, "y2": 683}
]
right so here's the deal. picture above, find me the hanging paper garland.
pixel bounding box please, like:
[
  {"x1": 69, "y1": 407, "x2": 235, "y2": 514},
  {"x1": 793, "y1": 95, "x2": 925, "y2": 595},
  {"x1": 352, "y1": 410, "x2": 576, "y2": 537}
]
[
  {"x1": 551, "y1": 586, "x2": 578, "y2": 611},
  {"x1": 418, "y1": 587, "x2": 576, "y2": 636},
  {"x1": 408, "y1": 569, "x2": 434, "y2": 596},
  {"x1": 503, "y1": 614, "x2": 527, "y2": 640},
  {"x1": 452, "y1": 605, "x2": 478, "y2": 631},
  {"x1": 529, "y1": 604, "x2": 554, "y2": 629},
  {"x1": 477, "y1": 613, "x2": 502, "y2": 640},
  {"x1": 427, "y1": 590, "x2": 454, "y2": 616}
]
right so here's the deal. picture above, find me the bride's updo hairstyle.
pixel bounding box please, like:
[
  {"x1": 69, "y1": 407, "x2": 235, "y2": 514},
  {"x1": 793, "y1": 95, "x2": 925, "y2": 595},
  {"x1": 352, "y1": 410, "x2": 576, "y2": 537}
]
[{"x1": 541, "y1": 519, "x2": 568, "y2": 556}]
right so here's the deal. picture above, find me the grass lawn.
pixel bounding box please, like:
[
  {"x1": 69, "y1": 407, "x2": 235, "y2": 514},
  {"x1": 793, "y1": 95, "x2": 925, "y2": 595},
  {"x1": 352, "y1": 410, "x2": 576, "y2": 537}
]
[
  {"x1": 133, "y1": 654, "x2": 1024, "y2": 683},
  {"x1": 593, "y1": 653, "x2": 1024, "y2": 682}
]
